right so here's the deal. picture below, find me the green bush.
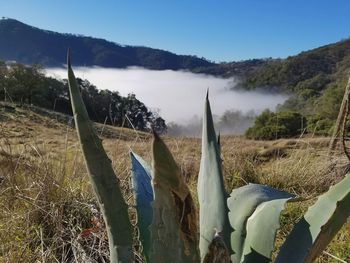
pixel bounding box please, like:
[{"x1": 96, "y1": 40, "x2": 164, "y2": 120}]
[
  {"x1": 246, "y1": 110, "x2": 306, "y2": 140},
  {"x1": 306, "y1": 115, "x2": 334, "y2": 136}
]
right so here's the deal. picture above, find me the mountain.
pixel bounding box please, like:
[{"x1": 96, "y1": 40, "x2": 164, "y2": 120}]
[
  {"x1": 0, "y1": 18, "x2": 214, "y2": 69},
  {"x1": 240, "y1": 38, "x2": 350, "y2": 92},
  {"x1": 0, "y1": 18, "x2": 272, "y2": 76}
]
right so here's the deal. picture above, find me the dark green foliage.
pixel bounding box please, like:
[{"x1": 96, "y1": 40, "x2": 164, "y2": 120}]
[
  {"x1": 1, "y1": 63, "x2": 47, "y2": 105},
  {"x1": 151, "y1": 117, "x2": 168, "y2": 134},
  {"x1": 294, "y1": 74, "x2": 330, "y2": 96},
  {"x1": 0, "y1": 18, "x2": 213, "y2": 69},
  {"x1": 246, "y1": 110, "x2": 306, "y2": 140},
  {"x1": 0, "y1": 60, "x2": 166, "y2": 132},
  {"x1": 306, "y1": 115, "x2": 334, "y2": 136},
  {"x1": 193, "y1": 59, "x2": 269, "y2": 78},
  {"x1": 316, "y1": 76, "x2": 349, "y2": 120}
]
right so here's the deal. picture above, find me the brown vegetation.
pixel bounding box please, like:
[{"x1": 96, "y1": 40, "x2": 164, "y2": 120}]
[{"x1": 0, "y1": 104, "x2": 349, "y2": 262}]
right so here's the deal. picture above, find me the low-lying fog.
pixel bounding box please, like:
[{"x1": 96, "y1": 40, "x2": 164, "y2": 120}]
[{"x1": 46, "y1": 67, "x2": 287, "y2": 136}]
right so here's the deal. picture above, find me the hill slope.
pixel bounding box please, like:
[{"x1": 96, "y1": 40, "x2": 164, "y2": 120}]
[
  {"x1": 241, "y1": 38, "x2": 350, "y2": 92},
  {"x1": 234, "y1": 38, "x2": 350, "y2": 126},
  {"x1": 0, "y1": 18, "x2": 214, "y2": 69}
]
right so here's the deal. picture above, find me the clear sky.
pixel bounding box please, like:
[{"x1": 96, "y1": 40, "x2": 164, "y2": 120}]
[{"x1": 1, "y1": 0, "x2": 350, "y2": 62}]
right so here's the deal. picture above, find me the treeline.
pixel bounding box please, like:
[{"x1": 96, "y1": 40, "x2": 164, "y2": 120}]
[
  {"x1": 0, "y1": 61, "x2": 167, "y2": 133},
  {"x1": 245, "y1": 109, "x2": 338, "y2": 140}
]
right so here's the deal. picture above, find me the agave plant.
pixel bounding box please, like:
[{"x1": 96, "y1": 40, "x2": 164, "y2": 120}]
[{"x1": 67, "y1": 51, "x2": 350, "y2": 263}]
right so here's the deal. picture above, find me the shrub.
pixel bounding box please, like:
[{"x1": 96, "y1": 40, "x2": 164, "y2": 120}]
[
  {"x1": 246, "y1": 110, "x2": 306, "y2": 140},
  {"x1": 306, "y1": 115, "x2": 334, "y2": 136}
]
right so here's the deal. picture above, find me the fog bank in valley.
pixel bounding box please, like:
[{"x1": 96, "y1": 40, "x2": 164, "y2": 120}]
[{"x1": 46, "y1": 67, "x2": 287, "y2": 136}]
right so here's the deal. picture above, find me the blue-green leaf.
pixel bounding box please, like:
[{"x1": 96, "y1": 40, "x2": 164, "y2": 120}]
[
  {"x1": 67, "y1": 50, "x2": 133, "y2": 262},
  {"x1": 228, "y1": 184, "x2": 294, "y2": 263},
  {"x1": 130, "y1": 151, "x2": 153, "y2": 262},
  {"x1": 276, "y1": 174, "x2": 350, "y2": 263},
  {"x1": 242, "y1": 197, "x2": 293, "y2": 263},
  {"x1": 198, "y1": 92, "x2": 231, "y2": 261}
]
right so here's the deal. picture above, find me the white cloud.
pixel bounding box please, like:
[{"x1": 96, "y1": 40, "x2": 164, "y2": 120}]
[{"x1": 45, "y1": 67, "x2": 287, "y2": 123}]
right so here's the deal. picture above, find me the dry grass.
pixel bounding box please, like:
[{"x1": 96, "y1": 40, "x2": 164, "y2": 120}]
[{"x1": 0, "y1": 104, "x2": 349, "y2": 263}]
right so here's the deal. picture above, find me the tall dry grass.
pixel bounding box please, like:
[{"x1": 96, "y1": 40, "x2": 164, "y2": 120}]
[{"x1": 0, "y1": 105, "x2": 349, "y2": 262}]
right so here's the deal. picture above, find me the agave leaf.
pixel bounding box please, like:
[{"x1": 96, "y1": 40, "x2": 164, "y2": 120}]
[
  {"x1": 150, "y1": 133, "x2": 200, "y2": 263},
  {"x1": 67, "y1": 51, "x2": 133, "y2": 262},
  {"x1": 242, "y1": 197, "x2": 293, "y2": 263},
  {"x1": 198, "y1": 92, "x2": 231, "y2": 261},
  {"x1": 130, "y1": 151, "x2": 153, "y2": 262},
  {"x1": 275, "y1": 174, "x2": 350, "y2": 263},
  {"x1": 227, "y1": 184, "x2": 294, "y2": 263}
]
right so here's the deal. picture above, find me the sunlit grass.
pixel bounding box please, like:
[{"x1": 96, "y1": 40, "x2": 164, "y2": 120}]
[{"x1": 0, "y1": 104, "x2": 348, "y2": 262}]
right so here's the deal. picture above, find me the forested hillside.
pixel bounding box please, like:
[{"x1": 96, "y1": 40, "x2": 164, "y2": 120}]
[
  {"x1": 240, "y1": 38, "x2": 350, "y2": 112},
  {"x1": 193, "y1": 36, "x2": 350, "y2": 130},
  {"x1": 238, "y1": 38, "x2": 350, "y2": 138},
  {"x1": 0, "y1": 18, "x2": 213, "y2": 69}
]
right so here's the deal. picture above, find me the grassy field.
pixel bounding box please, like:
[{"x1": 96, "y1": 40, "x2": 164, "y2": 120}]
[{"x1": 0, "y1": 103, "x2": 349, "y2": 263}]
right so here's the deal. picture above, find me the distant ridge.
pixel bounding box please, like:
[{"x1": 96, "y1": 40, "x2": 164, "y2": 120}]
[
  {"x1": 1, "y1": 17, "x2": 350, "y2": 88},
  {"x1": 0, "y1": 18, "x2": 214, "y2": 69}
]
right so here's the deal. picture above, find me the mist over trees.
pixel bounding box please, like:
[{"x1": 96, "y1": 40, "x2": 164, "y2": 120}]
[
  {"x1": 167, "y1": 110, "x2": 256, "y2": 137},
  {"x1": 0, "y1": 61, "x2": 167, "y2": 133},
  {"x1": 3, "y1": 18, "x2": 350, "y2": 139}
]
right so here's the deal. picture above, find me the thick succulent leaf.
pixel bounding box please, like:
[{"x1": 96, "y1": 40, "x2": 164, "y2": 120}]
[
  {"x1": 227, "y1": 184, "x2": 294, "y2": 263},
  {"x1": 276, "y1": 174, "x2": 350, "y2": 263},
  {"x1": 242, "y1": 198, "x2": 293, "y2": 263},
  {"x1": 150, "y1": 133, "x2": 200, "y2": 263},
  {"x1": 198, "y1": 93, "x2": 231, "y2": 261},
  {"x1": 67, "y1": 51, "x2": 133, "y2": 262},
  {"x1": 130, "y1": 151, "x2": 153, "y2": 262}
]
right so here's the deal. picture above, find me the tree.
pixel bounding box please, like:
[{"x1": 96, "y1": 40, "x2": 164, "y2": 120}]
[
  {"x1": 123, "y1": 93, "x2": 152, "y2": 131},
  {"x1": 151, "y1": 116, "x2": 167, "y2": 135},
  {"x1": 6, "y1": 63, "x2": 44, "y2": 105},
  {"x1": 246, "y1": 110, "x2": 305, "y2": 140},
  {"x1": 1, "y1": 61, "x2": 166, "y2": 133},
  {"x1": 0, "y1": 61, "x2": 9, "y2": 101}
]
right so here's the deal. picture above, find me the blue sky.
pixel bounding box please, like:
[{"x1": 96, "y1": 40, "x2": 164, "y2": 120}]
[{"x1": 2, "y1": 0, "x2": 350, "y2": 62}]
